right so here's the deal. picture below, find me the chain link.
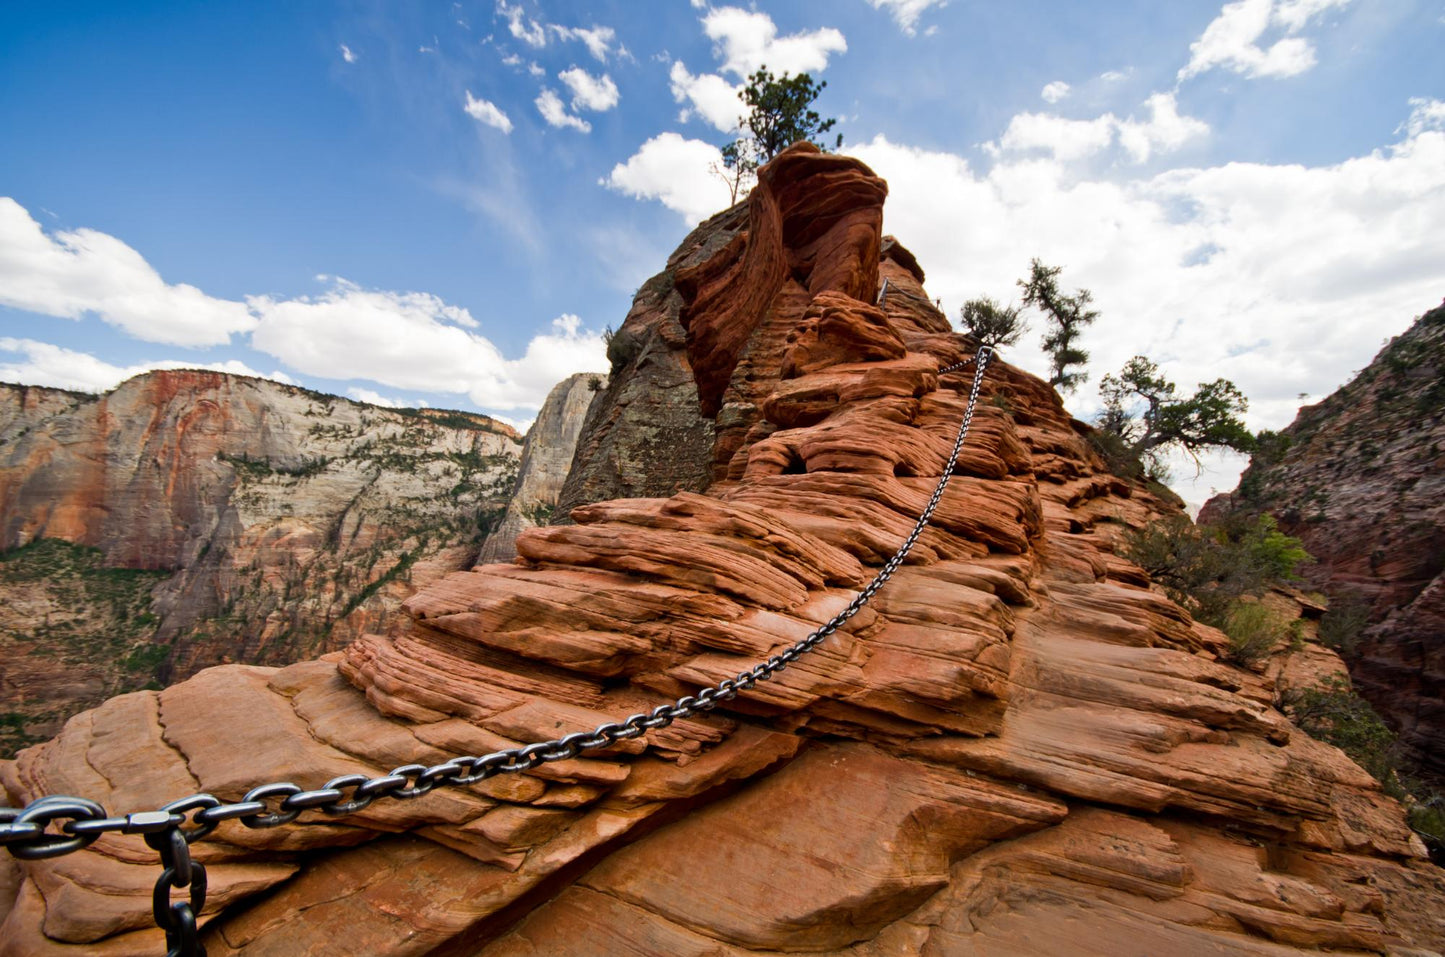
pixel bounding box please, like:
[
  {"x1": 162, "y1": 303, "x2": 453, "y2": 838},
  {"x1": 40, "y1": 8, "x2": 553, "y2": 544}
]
[{"x1": 0, "y1": 347, "x2": 990, "y2": 951}]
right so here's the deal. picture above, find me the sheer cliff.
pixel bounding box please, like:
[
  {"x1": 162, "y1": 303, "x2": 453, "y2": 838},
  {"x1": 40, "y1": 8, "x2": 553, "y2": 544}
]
[
  {"x1": 2, "y1": 146, "x2": 1442, "y2": 956},
  {"x1": 1203, "y1": 303, "x2": 1445, "y2": 782}
]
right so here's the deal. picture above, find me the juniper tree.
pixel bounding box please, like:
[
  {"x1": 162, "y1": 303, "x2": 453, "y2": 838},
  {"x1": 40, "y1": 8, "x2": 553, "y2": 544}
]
[
  {"x1": 713, "y1": 66, "x2": 841, "y2": 202},
  {"x1": 1018, "y1": 259, "x2": 1097, "y2": 393},
  {"x1": 958, "y1": 297, "x2": 1028, "y2": 349}
]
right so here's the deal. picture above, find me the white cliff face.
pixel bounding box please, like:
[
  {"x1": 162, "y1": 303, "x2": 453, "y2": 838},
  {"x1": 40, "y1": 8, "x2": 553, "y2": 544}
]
[
  {"x1": 477, "y1": 372, "x2": 604, "y2": 565},
  {"x1": 0, "y1": 371, "x2": 522, "y2": 751}
]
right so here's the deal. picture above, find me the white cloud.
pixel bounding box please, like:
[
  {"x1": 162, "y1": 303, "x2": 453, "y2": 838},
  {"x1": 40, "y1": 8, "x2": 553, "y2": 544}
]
[
  {"x1": 346, "y1": 387, "x2": 427, "y2": 409},
  {"x1": 339, "y1": 44, "x2": 357, "y2": 64},
  {"x1": 550, "y1": 24, "x2": 617, "y2": 62},
  {"x1": 500, "y1": 53, "x2": 522, "y2": 67},
  {"x1": 463, "y1": 91, "x2": 513, "y2": 133},
  {"x1": 535, "y1": 88, "x2": 591, "y2": 131},
  {"x1": 865, "y1": 0, "x2": 948, "y2": 36},
  {"x1": 701, "y1": 7, "x2": 846, "y2": 78},
  {"x1": 1041, "y1": 81, "x2": 1071, "y2": 104},
  {"x1": 1273, "y1": 0, "x2": 1351, "y2": 32},
  {"x1": 0, "y1": 204, "x2": 607, "y2": 416},
  {"x1": 669, "y1": 60, "x2": 744, "y2": 131},
  {"x1": 1100, "y1": 69, "x2": 1129, "y2": 82},
  {"x1": 602, "y1": 132, "x2": 734, "y2": 224},
  {"x1": 558, "y1": 67, "x2": 619, "y2": 112},
  {"x1": 849, "y1": 111, "x2": 1445, "y2": 497},
  {"x1": 1399, "y1": 96, "x2": 1445, "y2": 138},
  {"x1": 528, "y1": 62, "x2": 545, "y2": 78},
  {"x1": 0, "y1": 197, "x2": 256, "y2": 347},
  {"x1": 0, "y1": 338, "x2": 288, "y2": 394},
  {"x1": 992, "y1": 93, "x2": 1207, "y2": 163},
  {"x1": 1116, "y1": 93, "x2": 1211, "y2": 162},
  {"x1": 996, "y1": 112, "x2": 1117, "y2": 161},
  {"x1": 1179, "y1": 0, "x2": 1350, "y2": 80},
  {"x1": 248, "y1": 280, "x2": 607, "y2": 411},
  {"x1": 497, "y1": 1, "x2": 545, "y2": 47}
]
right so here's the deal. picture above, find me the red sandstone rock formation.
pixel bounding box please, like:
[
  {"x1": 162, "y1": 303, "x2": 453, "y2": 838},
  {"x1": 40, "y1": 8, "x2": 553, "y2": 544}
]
[{"x1": 2, "y1": 145, "x2": 1442, "y2": 956}]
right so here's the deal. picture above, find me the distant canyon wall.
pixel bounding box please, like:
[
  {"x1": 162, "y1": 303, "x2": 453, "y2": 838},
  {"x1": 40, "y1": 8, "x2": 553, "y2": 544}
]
[{"x1": 0, "y1": 372, "x2": 523, "y2": 750}]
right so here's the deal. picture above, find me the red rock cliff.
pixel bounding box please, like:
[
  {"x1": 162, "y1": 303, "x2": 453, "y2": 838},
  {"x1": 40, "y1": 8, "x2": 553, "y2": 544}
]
[{"x1": 2, "y1": 146, "x2": 1442, "y2": 956}]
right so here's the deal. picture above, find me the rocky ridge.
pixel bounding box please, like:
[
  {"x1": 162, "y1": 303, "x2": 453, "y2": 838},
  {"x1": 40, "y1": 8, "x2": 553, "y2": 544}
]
[
  {"x1": 2, "y1": 146, "x2": 1443, "y2": 955},
  {"x1": 1203, "y1": 304, "x2": 1445, "y2": 782},
  {"x1": 478, "y1": 373, "x2": 602, "y2": 565},
  {"x1": 0, "y1": 374, "x2": 521, "y2": 752}
]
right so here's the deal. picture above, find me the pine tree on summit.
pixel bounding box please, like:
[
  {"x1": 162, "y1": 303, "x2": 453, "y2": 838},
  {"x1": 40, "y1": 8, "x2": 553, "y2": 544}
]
[{"x1": 713, "y1": 66, "x2": 842, "y2": 204}]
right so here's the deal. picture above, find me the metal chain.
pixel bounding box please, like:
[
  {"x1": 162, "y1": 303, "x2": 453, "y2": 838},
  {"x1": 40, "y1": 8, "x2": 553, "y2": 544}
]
[{"x1": 0, "y1": 347, "x2": 990, "y2": 949}]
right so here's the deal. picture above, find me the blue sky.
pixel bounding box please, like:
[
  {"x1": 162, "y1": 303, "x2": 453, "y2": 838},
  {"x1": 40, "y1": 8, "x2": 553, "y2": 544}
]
[{"x1": 2, "y1": 0, "x2": 1442, "y2": 504}]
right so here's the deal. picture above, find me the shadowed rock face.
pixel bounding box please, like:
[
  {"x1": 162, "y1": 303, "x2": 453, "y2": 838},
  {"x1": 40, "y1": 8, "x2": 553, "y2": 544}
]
[
  {"x1": 478, "y1": 373, "x2": 603, "y2": 565},
  {"x1": 3, "y1": 145, "x2": 1443, "y2": 956},
  {"x1": 1203, "y1": 305, "x2": 1445, "y2": 782}
]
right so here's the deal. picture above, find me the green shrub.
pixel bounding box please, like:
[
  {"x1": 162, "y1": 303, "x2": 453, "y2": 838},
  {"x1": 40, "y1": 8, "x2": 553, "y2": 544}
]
[
  {"x1": 1121, "y1": 514, "x2": 1310, "y2": 630},
  {"x1": 1222, "y1": 602, "x2": 1282, "y2": 666},
  {"x1": 1318, "y1": 598, "x2": 1371, "y2": 657},
  {"x1": 1287, "y1": 675, "x2": 1397, "y2": 782}
]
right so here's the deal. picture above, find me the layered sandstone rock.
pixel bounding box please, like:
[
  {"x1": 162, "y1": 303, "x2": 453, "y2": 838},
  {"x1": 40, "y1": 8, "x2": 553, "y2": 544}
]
[
  {"x1": 478, "y1": 373, "x2": 603, "y2": 564},
  {"x1": 1203, "y1": 304, "x2": 1445, "y2": 781},
  {"x1": 0, "y1": 375, "x2": 521, "y2": 752},
  {"x1": 2, "y1": 146, "x2": 1443, "y2": 956}
]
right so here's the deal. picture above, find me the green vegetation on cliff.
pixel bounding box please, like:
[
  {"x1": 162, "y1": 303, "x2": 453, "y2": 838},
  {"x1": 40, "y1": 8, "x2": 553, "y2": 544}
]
[{"x1": 0, "y1": 539, "x2": 167, "y2": 756}]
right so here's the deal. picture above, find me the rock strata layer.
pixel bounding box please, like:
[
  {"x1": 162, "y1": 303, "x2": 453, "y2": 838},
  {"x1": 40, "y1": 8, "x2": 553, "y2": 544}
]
[{"x1": 2, "y1": 146, "x2": 1443, "y2": 956}]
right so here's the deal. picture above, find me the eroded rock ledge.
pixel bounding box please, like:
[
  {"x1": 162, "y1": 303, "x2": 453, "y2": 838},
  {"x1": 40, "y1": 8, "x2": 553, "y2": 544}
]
[{"x1": 2, "y1": 144, "x2": 1442, "y2": 956}]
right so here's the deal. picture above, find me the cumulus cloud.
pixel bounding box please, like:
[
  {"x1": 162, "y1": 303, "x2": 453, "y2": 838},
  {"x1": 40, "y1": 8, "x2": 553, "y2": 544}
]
[
  {"x1": 701, "y1": 7, "x2": 846, "y2": 78},
  {"x1": 0, "y1": 203, "x2": 609, "y2": 415},
  {"x1": 602, "y1": 132, "x2": 733, "y2": 224},
  {"x1": 346, "y1": 387, "x2": 426, "y2": 408},
  {"x1": 1116, "y1": 93, "x2": 1211, "y2": 162},
  {"x1": 463, "y1": 91, "x2": 513, "y2": 132},
  {"x1": 535, "y1": 88, "x2": 591, "y2": 132},
  {"x1": 0, "y1": 197, "x2": 256, "y2": 347},
  {"x1": 850, "y1": 108, "x2": 1445, "y2": 500},
  {"x1": 865, "y1": 0, "x2": 948, "y2": 36},
  {"x1": 247, "y1": 280, "x2": 606, "y2": 410},
  {"x1": 992, "y1": 93, "x2": 1207, "y2": 163},
  {"x1": 0, "y1": 338, "x2": 289, "y2": 394},
  {"x1": 669, "y1": 61, "x2": 745, "y2": 131},
  {"x1": 1041, "y1": 81, "x2": 1071, "y2": 104},
  {"x1": 1179, "y1": 0, "x2": 1350, "y2": 80},
  {"x1": 558, "y1": 67, "x2": 619, "y2": 112},
  {"x1": 550, "y1": 24, "x2": 617, "y2": 62},
  {"x1": 497, "y1": 0, "x2": 545, "y2": 47},
  {"x1": 339, "y1": 44, "x2": 357, "y2": 63},
  {"x1": 996, "y1": 112, "x2": 1117, "y2": 161},
  {"x1": 663, "y1": 7, "x2": 843, "y2": 135}
]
